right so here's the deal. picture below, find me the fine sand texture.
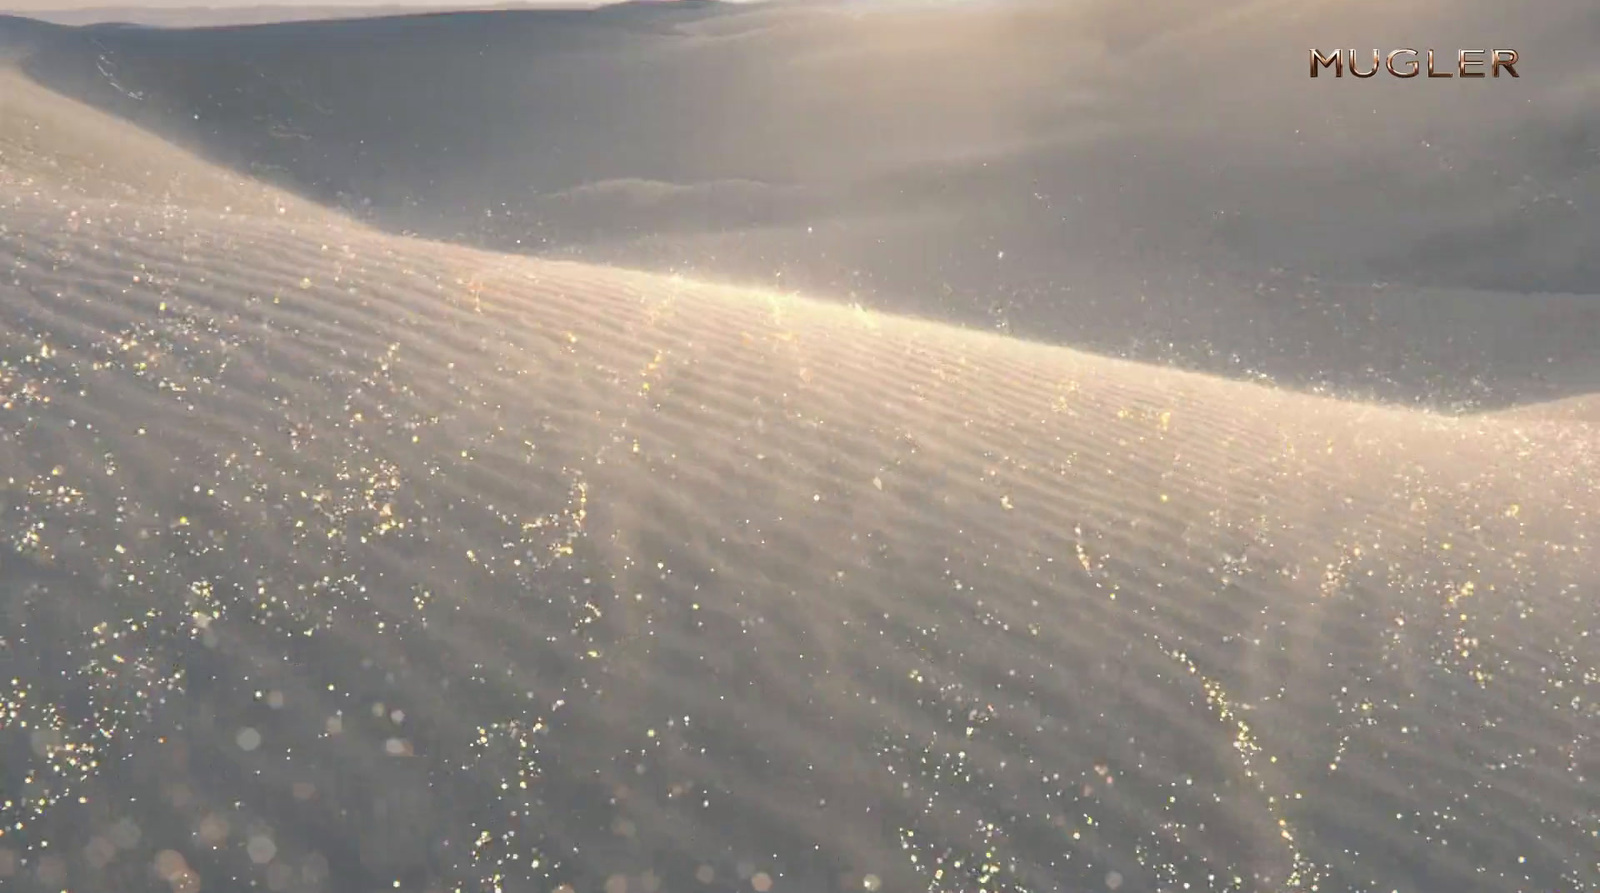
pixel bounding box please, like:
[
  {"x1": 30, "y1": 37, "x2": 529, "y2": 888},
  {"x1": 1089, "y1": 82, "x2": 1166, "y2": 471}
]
[
  {"x1": 2, "y1": 7, "x2": 1600, "y2": 893},
  {"x1": 10, "y1": 0, "x2": 1600, "y2": 408}
]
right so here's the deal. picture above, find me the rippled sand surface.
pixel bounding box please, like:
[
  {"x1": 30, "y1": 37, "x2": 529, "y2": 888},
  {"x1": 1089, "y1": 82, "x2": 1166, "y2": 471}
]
[{"x1": 2, "y1": 13, "x2": 1599, "y2": 893}]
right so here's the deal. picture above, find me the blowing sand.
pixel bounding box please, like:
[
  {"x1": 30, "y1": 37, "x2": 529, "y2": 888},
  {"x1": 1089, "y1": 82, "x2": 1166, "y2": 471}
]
[
  {"x1": 13, "y1": 0, "x2": 1600, "y2": 408},
  {"x1": 1, "y1": 8, "x2": 1599, "y2": 893}
]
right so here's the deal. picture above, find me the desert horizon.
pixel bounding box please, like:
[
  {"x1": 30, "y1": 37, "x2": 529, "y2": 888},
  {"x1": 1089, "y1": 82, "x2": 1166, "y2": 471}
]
[
  {"x1": 1, "y1": 2, "x2": 1597, "y2": 892},
  {"x1": 0, "y1": 1, "x2": 611, "y2": 28}
]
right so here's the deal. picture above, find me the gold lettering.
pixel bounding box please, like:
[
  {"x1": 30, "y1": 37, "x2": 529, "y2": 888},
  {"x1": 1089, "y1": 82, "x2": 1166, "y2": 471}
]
[
  {"x1": 1310, "y1": 48, "x2": 1342, "y2": 77},
  {"x1": 1347, "y1": 49, "x2": 1381, "y2": 78},
  {"x1": 1492, "y1": 49, "x2": 1519, "y2": 78},
  {"x1": 1427, "y1": 49, "x2": 1453, "y2": 77},
  {"x1": 1387, "y1": 49, "x2": 1419, "y2": 78}
]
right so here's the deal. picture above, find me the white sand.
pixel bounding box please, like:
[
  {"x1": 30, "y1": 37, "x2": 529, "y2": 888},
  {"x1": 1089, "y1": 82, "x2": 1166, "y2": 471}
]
[
  {"x1": 11, "y1": 0, "x2": 1600, "y2": 408},
  {"x1": 1, "y1": 14, "x2": 1598, "y2": 893}
]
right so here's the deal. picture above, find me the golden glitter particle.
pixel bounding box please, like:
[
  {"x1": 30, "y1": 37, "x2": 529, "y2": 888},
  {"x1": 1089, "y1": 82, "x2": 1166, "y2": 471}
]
[
  {"x1": 862, "y1": 874, "x2": 882, "y2": 892},
  {"x1": 696, "y1": 865, "x2": 716, "y2": 884},
  {"x1": 154, "y1": 849, "x2": 189, "y2": 882},
  {"x1": 751, "y1": 871, "x2": 774, "y2": 892},
  {"x1": 197, "y1": 814, "x2": 230, "y2": 847},
  {"x1": 29, "y1": 728, "x2": 63, "y2": 756},
  {"x1": 605, "y1": 874, "x2": 629, "y2": 893},
  {"x1": 1106, "y1": 870, "x2": 1124, "y2": 890}
]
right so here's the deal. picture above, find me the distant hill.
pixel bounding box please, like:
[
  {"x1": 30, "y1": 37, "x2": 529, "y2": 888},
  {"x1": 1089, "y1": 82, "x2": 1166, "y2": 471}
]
[
  {"x1": 6, "y1": 0, "x2": 1598, "y2": 410},
  {"x1": 0, "y1": 1, "x2": 599, "y2": 28}
]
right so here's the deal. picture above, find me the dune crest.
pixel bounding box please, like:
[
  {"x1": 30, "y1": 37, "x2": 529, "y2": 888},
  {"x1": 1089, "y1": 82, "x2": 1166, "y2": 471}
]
[
  {"x1": 9, "y1": 0, "x2": 1600, "y2": 408},
  {"x1": 1489, "y1": 394, "x2": 1600, "y2": 427},
  {"x1": 0, "y1": 65, "x2": 318, "y2": 217},
  {"x1": 1, "y1": 40, "x2": 1598, "y2": 893}
]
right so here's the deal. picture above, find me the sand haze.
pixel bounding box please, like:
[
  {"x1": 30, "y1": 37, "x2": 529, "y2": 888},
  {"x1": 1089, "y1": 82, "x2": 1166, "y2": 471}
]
[{"x1": 0, "y1": 3, "x2": 1597, "y2": 893}]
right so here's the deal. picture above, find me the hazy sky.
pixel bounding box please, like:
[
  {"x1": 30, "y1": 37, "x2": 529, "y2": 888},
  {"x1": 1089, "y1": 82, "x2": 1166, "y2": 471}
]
[{"x1": 1, "y1": 0, "x2": 605, "y2": 9}]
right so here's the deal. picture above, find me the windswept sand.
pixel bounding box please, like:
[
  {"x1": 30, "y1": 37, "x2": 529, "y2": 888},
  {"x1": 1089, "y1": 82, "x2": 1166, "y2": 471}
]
[
  {"x1": 1, "y1": 21, "x2": 1599, "y2": 893},
  {"x1": 11, "y1": 0, "x2": 1600, "y2": 408}
]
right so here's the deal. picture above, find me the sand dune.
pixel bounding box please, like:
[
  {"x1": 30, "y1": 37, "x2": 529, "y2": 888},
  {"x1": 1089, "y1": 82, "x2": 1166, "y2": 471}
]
[
  {"x1": 7, "y1": 0, "x2": 1599, "y2": 407},
  {"x1": 0, "y1": 4, "x2": 595, "y2": 29},
  {"x1": 1, "y1": 42, "x2": 1598, "y2": 893},
  {"x1": 1490, "y1": 395, "x2": 1600, "y2": 426}
]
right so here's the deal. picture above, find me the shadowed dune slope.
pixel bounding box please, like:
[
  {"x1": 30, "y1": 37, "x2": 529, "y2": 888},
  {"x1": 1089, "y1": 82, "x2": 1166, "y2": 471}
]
[
  {"x1": 5, "y1": 0, "x2": 1600, "y2": 408},
  {"x1": 3, "y1": 57, "x2": 1600, "y2": 893}
]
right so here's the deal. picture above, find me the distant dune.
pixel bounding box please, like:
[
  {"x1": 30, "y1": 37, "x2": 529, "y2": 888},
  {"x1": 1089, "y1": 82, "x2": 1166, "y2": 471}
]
[
  {"x1": 2, "y1": 6, "x2": 1599, "y2": 893},
  {"x1": 0, "y1": 2, "x2": 599, "y2": 28},
  {"x1": 6, "y1": 0, "x2": 1599, "y2": 407}
]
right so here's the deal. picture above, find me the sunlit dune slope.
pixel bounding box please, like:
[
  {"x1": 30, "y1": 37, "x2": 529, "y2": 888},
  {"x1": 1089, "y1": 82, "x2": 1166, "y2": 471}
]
[
  {"x1": 1, "y1": 64, "x2": 1598, "y2": 893},
  {"x1": 0, "y1": 66, "x2": 319, "y2": 215},
  {"x1": 9, "y1": 0, "x2": 1600, "y2": 407},
  {"x1": 1490, "y1": 394, "x2": 1600, "y2": 427}
]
